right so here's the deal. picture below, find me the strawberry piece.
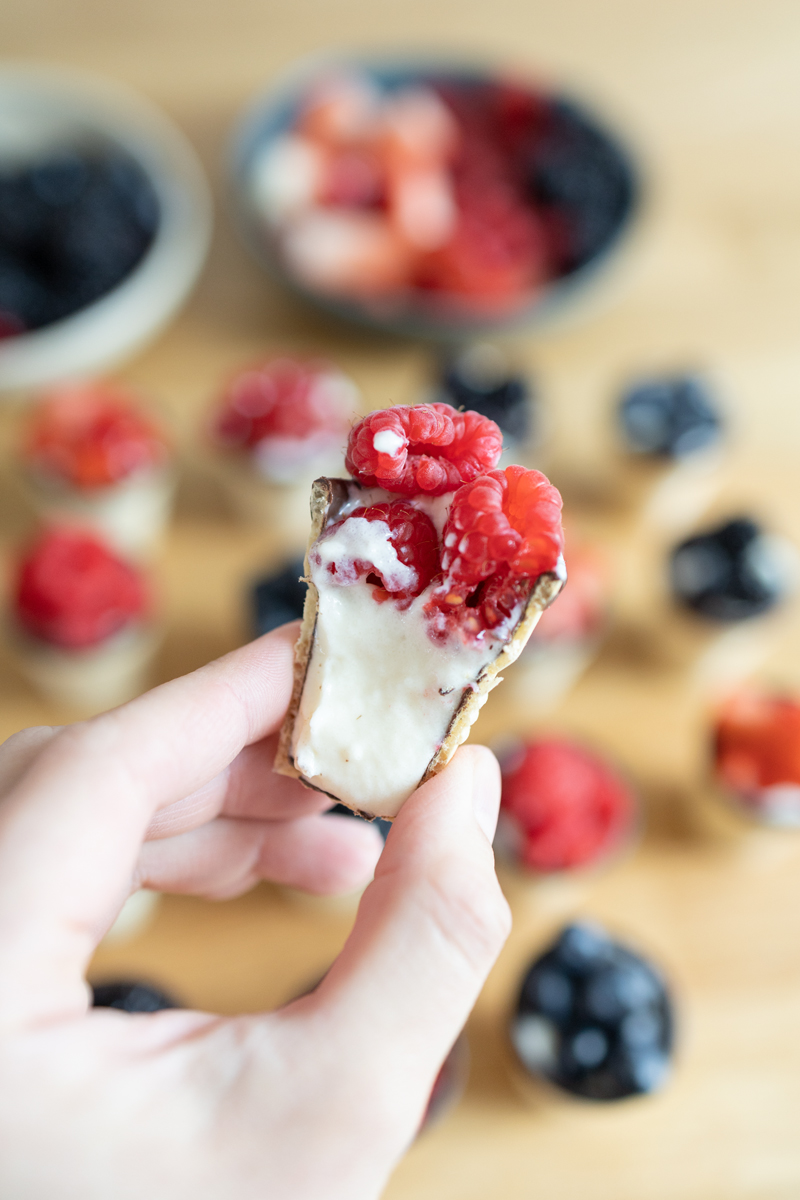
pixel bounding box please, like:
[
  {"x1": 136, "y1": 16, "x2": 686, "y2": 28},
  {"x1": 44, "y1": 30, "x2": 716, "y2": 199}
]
[
  {"x1": 324, "y1": 500, "x2": 440, "y2": 600},
  {"x1": 345, "y1": 402, "x2": 502, "y2": 496},
  {"x1": 501, "y1": 738, "x2": 636, "y2": 872},
  {"x1": 213, "y1": 357, "x2": 355, "y2": 450},
  {"x1": 26, "y1": 382, "x2": 167, "y2": 490},
  {"x1": 15, "y1": 528, "x2": 148, "y2": 649}
]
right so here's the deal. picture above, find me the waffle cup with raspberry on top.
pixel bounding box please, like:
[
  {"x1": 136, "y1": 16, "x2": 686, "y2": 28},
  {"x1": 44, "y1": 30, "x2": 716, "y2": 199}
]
[
  {"x1": 276, "y1": 402, "x2": 566, "y2": 820},
  {"x1": 208, "y1": 355, "x2": 359, "y2": 539},
  {"x1": 18, "y1": 382, "x2": 176, "y2": 558},
  {"x1": 7, "y1": 527, "x2": 160, "y2": 712}
]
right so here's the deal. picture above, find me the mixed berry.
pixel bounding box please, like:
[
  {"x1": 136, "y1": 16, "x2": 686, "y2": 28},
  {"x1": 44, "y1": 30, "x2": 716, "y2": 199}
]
[
  {"x1": 247, "y1": 70, "x2": 635, "y2": 318},
  {"x1": 0, "y1": 146, "x2": 158, "y2": 337},
  {"x1": 92, "y1": 980, "x2": 177, "y2": 1013},
  {"x1": 434, "y1": 343, "x2": 533, "y2": 449},
  {"x1": 713, "y1": 690, "x2": 800, "y2": 825},
  {"x1": 24, "y1": 381, "x2": 168, "y2": 490},
  {"x1": 670, "y1": 517, "x2": 791, "y2": 622},
  {"x1": 511, "y1": 922, "x2": 674, "y2": 1101},
  {"x1": 212, "y1": 356, "x2": 358, "y2": 482},
  {"x1": 327, "y1": 402, "x2": 563, "y2": 641},
  {"x1": 618, "y1": 374, "x2": 722, "y2": 460},
  {"x1": 499, "y1": 738, "x2": 636, "y2": 873},
  {"x1": 15, "y1": 528, "x2": 148, "y2": 649}
]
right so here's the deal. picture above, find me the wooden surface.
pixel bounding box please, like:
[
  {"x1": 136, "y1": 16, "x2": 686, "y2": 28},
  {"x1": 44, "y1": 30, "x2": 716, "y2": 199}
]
[{"x1": 4, "y1": 1, "x2": 800, "y2": 1196}]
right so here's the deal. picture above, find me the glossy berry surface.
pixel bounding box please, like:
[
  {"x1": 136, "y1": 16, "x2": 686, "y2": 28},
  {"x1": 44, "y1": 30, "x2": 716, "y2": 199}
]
[
  {"x1": 15, "y1": 528, "x2": 148, "y2": 649},
  {"x1": 436, "y1": 343, "x2": 533, "y2": 444},
  {"x1": 499, "y1": 739, "x2": 636, "y2": 872},
  {"x1": 345, "y1": 402, "x2": 502, "y2": 495},
  {"x1": 0, "y1": 147, "x2": 158, "y2": 334},
  {"x1": 92, "y1": 980, "x2": 177, "y2": 1013},
  {"x1": 713, "y1": 690, "x2": 800, "y2": 825},
  {"x1": 618, "y1": 375, "x2": 722, "y2": 459},
  {"x1": 25, "y1": 382, "x2": 168, "y2": 489},
  {"x1": 252, "y1": 556, "x2": 307, "y2": 637},
  {"x1": 327, "y1": 501, "x2": 440, "y2": 600},
  {"x1": 670, "y1": 517, "x2": 790, "y2": 622},
  {"x1": 511, "y1": 922, "x2": 674, "y2": 1101}
]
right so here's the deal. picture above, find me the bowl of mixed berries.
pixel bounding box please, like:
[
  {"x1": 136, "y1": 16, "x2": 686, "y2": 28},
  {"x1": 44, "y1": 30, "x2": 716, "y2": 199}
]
[{"x1": 230, "y1": 57, "x2": 640, "y2": 338}]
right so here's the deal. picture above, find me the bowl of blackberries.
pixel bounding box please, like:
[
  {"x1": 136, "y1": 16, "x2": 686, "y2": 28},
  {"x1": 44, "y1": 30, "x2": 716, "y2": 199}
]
[
  {"x1": 0, "y1": 67, "x2": 212, "y2": 391},
  {"x1": 230, "y1": 56, "x2": 640, "y2": 339}
]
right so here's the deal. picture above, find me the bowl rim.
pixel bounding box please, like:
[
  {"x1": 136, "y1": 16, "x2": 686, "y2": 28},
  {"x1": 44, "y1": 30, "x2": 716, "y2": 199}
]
[
  {"x1": 0, "y1": 64, "x2": 213, "y2": 393},
  {"x1": 228, "y1": 50, "x2": 644, "y2": 342}
]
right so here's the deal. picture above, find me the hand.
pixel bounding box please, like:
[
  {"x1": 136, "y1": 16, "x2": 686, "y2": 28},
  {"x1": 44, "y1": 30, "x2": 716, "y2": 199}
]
[{"x1": 0, "y1": 626, "x2": 510, "y2": 1200}]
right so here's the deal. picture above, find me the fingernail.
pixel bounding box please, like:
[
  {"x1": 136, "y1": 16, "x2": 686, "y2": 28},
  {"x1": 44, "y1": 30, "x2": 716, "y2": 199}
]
[{"x1": 471, "y1": 747, "x2": 501, "y2": 842}]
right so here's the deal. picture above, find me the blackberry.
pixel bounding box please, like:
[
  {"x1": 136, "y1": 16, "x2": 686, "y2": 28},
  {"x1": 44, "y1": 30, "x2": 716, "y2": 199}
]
[
  {"x1": 670, "y1": 517, "x2": 791, "y2": 622},
  {"x1": 511, "y1": 921, "x2": 674, "y2": 1101},
  {"x1": 527, "y1": 100, "x2": 636, "y2": 273},
  {"x1": 0, "y1": 145, "x2": 159, "y2": 334},
  {"x1": 252, "y1": 556, "x2": 307, "y2": 637},
  {"x1": 92, "y1": 980, "x2": 177, "y2": 1013},
  {"x1": 618, "y1": 375, "x2": 722, "y2": 459},
  {"x1": 435, "y1": 343, "x2": 534, "y2": 446},
  {"x1": 330, "y1": 802, "x2": 391, "y2": 841}
]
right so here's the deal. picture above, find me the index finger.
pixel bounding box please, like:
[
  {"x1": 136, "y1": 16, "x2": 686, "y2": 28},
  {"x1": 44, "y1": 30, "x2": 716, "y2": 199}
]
[{"x1": 0, "y1": 625, "x2": 296, "y2": 1029}]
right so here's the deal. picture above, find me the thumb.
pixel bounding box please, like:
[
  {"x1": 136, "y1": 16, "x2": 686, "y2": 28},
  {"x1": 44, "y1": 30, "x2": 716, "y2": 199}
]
[{"x1": 306, "y1": 745, "x2": 510, "y2": 1132}]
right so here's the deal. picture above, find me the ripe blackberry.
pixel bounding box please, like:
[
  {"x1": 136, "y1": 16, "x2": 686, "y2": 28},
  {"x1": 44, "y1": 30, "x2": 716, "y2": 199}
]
[
  {"x1": 252, "y1": 556, "x2": 307, "y2": 637},
  {"x1": 511, "y1": 922, "x2": 674, "y2": 1101},
  {"x1": 92, "y1": 980, "x2": 177, "y2": 1013},
  {"x1": 435, "y1": 343, "x2": 534, "y2": 446},
  {"x1": 618, "y1": 375, "x2": 722, "y2": 459},
  {"x1": 670, "y1": 517, "x2": 792, "y2": 622},
  {"x1": 345, "y1": 402, "x2": 502, "y2": 495}
]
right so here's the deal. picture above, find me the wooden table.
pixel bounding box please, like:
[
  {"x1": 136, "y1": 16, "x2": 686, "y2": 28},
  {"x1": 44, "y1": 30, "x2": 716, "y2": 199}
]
[{"x1": 3, "y1": 1, "x2": 800, "y2": 1196}]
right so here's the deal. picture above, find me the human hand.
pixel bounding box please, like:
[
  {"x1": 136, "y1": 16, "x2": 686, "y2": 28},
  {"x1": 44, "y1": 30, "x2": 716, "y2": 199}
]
[{"x1": 0, "y1": 626, "x2": 510, "y2": 1200}]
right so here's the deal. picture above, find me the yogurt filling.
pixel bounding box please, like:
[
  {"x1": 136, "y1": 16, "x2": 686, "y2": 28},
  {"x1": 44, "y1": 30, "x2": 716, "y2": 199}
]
[{"x1": 291, "y1": 486, "x2": 524, "y2": 816}]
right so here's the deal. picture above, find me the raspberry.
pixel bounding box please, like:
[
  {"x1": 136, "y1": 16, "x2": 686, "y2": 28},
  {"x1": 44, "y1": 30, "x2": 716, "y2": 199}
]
[
  {"x1": 500, "y1": 739, "x2": 636, "y2": 872},
  {"x1": 324, "y1": 501, "x2": 439, "y2": 600},
  {"x1": 213, "y1": 358, "x2": 355, "y2": 450},
  {"x1": 345, "y1": 402, "x2": 502, "y2": 495},
  {"x1": 15, "y1": 528, "x2": 148, "y2": 649},
  {"x1": 26, "y1": 383, "x2": 167, "y2": 489},
  {"x1": 439, "y1": 465, "x2": 563, "y2": 599},
  {"x1": 714, "y1": 691, "x2": 800, "y2": 793}
]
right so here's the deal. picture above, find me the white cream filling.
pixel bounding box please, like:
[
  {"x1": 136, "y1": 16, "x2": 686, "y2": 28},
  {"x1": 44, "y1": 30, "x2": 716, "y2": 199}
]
[{"x1": 291, "y1": 488, "x2": 521, "y2": 817}]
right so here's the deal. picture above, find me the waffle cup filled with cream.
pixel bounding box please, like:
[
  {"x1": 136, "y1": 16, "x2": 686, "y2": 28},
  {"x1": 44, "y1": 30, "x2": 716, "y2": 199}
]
[
  {"x1": 208, "y1": 356, "x2": 359, "y2": 539},
  {"x1": 18, "y1": 381, "x2": 176, "y2": 558},
  {"x1": 276, "y1": 402, "x2": 565, "y2": 820},
  {"x1": 7, "y1": 526, "x2": 160, "y2": 711}
]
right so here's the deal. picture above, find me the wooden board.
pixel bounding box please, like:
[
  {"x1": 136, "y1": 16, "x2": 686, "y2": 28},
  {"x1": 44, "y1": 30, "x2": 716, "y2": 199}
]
[{"x1": 3, "y1": 1, "x2": 800, "y2": 1195}]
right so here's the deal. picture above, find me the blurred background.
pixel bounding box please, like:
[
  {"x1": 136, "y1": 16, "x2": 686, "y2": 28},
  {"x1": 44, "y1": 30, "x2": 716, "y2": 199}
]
[{"x1": 3, "y1": 1, "x2": 800, "y2": 1196}]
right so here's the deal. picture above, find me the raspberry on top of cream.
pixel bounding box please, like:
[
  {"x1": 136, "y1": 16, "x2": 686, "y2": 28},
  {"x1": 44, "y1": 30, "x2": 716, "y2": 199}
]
[
  {"x1": 211, "y1": 356, "x2": 359, "y2": 483},
  {"x1": 289, "y1": 402, "x2": 565, "y2": 816},
  {"x1": 14, "y1": 528, "x2": 149, "y2": 650},
  {"x1": 25, "y1": 382, "x2": 169, "y2": 491}
]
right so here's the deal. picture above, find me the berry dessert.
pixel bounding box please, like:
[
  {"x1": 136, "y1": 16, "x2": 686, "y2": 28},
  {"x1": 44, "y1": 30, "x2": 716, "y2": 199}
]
[
  {"x1": 242, "y1": 67, "x2": 636, "y2": 328},
  {"x1": 0, "y1": 145, "x2": 158, "y2": 337},
  {"x1": 7, "y1": 527, "x2": 159, "y2": 711},
  {"x1": 615, "y1": 373, "x2": 724, "y2": 529},
  {"x1": 19, "y1": 381, "x2": 175, "y2": 557},
  {"x1": 431, "y1": 342, "x2": 534, "y2": 460},
  {"x1": 92, "y1": 980, "x2": 177, "y2": 1013},
  {"x1": 510, "y1": 922, "x2": 675, "y2": 1101},
  {"x1": 711, "y1": 689, "x2": 800, "y2": 828},
  {"x1": 275, "y1": 401, "x2": 565, "y2": 819},
  {"x1": 209, "y1": 355, "x2": 359, "y2": 531},
  {"x1": 497, "y1": 738, "x2": 637, "y2": 875},
  {"x1": 507, "y1": 540, "x2": 609, "y2": 712},
  {"x1": 252, "y1": 555, "x2": 307, "y2": 637}
]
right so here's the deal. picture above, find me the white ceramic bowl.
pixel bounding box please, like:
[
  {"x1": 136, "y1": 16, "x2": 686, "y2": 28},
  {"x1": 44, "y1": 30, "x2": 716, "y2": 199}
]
[{"x1": 0, "y1": 66, "x2": 212, "y2": 393}]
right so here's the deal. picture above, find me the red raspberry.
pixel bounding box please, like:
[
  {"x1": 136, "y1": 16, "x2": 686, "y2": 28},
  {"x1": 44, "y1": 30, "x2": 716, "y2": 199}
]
[
  {"x1": 324, "y1": 500, "x2": 440, "y2": 600},
  {"x1": 26, "y1": 383, "x2": 168, "y2": 490},
  {"x1": 439, "y1": 465, "x2": 563, "y2": 599},
  {"x1": 213, "y1": 358, "x2": 355, "y2": 450},
  {"x1": 500, "y1": 738, "x2": 636, "y2": 873},
  {"x1": 714, "y1": 691, "x2": 800, "y2": 793},
  {"x1": 15, "y1": 528, "x2": 148, "y2": 649},
  {"x1": 345, "y1": 402, "x2": 502, "y2": 495}
]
